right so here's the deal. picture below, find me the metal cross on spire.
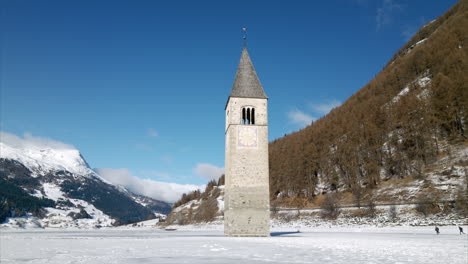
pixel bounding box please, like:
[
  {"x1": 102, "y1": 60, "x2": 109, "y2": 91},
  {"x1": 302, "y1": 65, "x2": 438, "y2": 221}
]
[{"x1": 242, "y1": 27, "x2": 247, "y2": 47}]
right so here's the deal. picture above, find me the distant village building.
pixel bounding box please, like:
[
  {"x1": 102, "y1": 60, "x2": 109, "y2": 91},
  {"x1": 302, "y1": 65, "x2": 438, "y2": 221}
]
[{"x1": 224, "y1": 47, "x2": 270, "y2": 236}]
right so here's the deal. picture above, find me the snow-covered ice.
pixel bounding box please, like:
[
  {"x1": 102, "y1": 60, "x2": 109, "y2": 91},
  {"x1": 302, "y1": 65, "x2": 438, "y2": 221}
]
[{"x1": 1, "y1": 226, "x2": 466, "y2": 263}]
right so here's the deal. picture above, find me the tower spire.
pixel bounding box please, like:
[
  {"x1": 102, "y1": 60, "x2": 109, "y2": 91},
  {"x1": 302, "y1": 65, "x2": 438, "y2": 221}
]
[{"x1": 229, "y1": 47, "x2": 267, "y2": 99}]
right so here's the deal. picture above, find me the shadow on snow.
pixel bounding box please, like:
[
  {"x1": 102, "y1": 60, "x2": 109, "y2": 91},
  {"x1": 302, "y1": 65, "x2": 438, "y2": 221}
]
[{"x1": 270, "y1": 231, "x2": 301, "y2": 237}]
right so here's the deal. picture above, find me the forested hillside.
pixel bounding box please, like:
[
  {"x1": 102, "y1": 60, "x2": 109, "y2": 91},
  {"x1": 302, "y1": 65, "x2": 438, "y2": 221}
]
[{"x1": 269, "y1": 0, "x2": 467, "y2": 203}]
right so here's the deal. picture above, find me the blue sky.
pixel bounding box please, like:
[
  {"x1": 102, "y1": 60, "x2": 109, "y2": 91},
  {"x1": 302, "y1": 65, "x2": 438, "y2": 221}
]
[{"x1": 1, "y1": 0, "x2": 458, "y2": 188}]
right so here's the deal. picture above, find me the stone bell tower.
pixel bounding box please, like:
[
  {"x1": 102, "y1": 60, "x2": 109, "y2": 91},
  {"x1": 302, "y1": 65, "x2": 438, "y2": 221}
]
[{"x1": 224, "y1": 47, "x2": 270, "y2": 237}]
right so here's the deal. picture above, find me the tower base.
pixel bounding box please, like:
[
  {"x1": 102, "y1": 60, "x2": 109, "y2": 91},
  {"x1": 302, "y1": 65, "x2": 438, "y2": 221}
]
[{"x1": 224, "y1": 208, "x2": 270, "y2": 237}]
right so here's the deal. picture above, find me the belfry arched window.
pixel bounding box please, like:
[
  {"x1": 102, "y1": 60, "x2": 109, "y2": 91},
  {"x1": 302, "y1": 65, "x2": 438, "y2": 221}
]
[
  {"x1": 242, "y1": 108, "x2": 246, "y2": 124},
  {"x1": 241, "y1": 107, "x2": 255, "y2": 125},
  {"x1": 251, "y1": 108, "x2": 255, "y2": 124}
]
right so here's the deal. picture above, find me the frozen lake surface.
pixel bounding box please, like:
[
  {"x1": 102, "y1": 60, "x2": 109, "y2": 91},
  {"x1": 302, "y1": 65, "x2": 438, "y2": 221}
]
[{"x1": 1, "y1": 226, "x2": 467, "y2": 263}]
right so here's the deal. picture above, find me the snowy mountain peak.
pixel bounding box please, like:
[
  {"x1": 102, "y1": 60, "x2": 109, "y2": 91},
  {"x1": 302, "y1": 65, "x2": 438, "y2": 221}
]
[
  {"x1": 0, "y1": 131, "x2": 172, "y2": 228},
  {"x1": 0, "y1": 132, "x2": 96, "y2": 178}
]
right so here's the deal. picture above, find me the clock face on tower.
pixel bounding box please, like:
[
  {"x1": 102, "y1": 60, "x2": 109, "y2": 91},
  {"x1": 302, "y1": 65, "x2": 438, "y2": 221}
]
[{"x1": 237, "y1": 126, "x2": 258, "y2": 148}]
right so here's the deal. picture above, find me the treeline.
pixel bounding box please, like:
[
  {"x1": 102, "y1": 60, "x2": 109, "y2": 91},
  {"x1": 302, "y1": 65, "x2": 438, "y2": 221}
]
[
  {"x1": 0, "y1": 159, "x2": 56, "y2": 222},
  {"x1": 172, "y1": 175, "x2": 224, "y2": 209},
  {"x1": 0, "y1": 177, "x2": 56, "y2": 223},
  {"x1": 269, "y1": 0, "x2": 467, "y2": 200}
]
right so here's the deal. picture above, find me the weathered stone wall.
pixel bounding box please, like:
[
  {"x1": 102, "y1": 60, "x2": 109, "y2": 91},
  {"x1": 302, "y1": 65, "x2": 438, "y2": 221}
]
[{"x1": 224, "y1": 97, "x2": 270, "y2": 236}]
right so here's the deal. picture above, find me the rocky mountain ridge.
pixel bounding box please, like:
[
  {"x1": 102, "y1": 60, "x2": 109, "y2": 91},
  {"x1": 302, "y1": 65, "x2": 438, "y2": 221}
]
[{"x1": 0, "y1": 136, "x2": 171, "y2": 228}]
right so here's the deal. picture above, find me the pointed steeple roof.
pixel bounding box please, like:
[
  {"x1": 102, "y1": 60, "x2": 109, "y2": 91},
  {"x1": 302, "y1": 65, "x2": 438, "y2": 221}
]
[{"x1": 229, "y1": 48, "x2": 267, "y2": 99}]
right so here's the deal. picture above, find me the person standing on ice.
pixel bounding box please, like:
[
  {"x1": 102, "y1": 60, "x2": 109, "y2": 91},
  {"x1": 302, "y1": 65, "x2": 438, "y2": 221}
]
[
  {"x1": 435, "y1": 226, "x2": 440, "y2": 235},
  {"x1": 458, "y1": 226, "x2": 465, "y2": 235}
]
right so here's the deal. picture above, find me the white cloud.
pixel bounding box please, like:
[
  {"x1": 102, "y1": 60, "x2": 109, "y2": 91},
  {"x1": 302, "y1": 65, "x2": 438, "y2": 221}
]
[
  {"x1": 287, "y1": 109, "x2": 315, "y2": 128},
  {"x1": 353, "y1": 0, "x2": 369, "y2": 6},
  {"x1": 309, "y1": 99, "x2": 341, "y2": 115},
  {"x1": 376, "y1": 0, "x2": 402, "y2": 31},
  {"x1": 287, "y1": 99, "x2": 341, "y2": 129},
  {"x1": 147, "y1": 128, "x2": 159, "y2": 138},
  {"x1": 401, "y1": 17, "x2": 427, "y2": 41},
  {"x1": 180, "y1": 147, "x2": 191, "y2": 153},
  {"x1": 140, "y1": 170, "x2": 171, "y2": 180},
  {"x1": 0, "y1": 131, "x2": 75, "y2": 150},
  {"x1": 134, "y1": 143, "x2": 153, "y2": 151},
  {"x1": 401, "y1": 26, "x2": 416, "y2": 41},
  {"x1": 193, "y1": 163, "x2": 224, "y2": 180},
  {"x1": 95, "y1": 168, "x2": 203, "y2": 203},
  {"x1": 161, "y1": 155, "x2": 174, "y2": 164}
]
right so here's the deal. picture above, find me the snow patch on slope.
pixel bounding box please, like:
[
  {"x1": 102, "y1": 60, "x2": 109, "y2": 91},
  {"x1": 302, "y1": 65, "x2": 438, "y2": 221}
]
[
  {"x1": 391, "y1": 87, "x2": 410, "y2": 103},
  {"x1": 1, "y1": 199, "x2": 115, "y2": 229},
  {"x1": 404, "y1": 38, "x2": 428, "y2": 55},
  {"x1": 216, "y1": 186, "x2": 225, "y2": 212},
  {"x1": 388, "y1": 74, "x2": 432, "y2": 105},
  {"x1": 417, "y1": 76, "x2": 431, "y2": 87},
  {"x1": 44, "y1": 199, "x2": 114, "y2": 228},
  {"x1": 43, "y1": 183, "x2": 66, "y2": 201}
]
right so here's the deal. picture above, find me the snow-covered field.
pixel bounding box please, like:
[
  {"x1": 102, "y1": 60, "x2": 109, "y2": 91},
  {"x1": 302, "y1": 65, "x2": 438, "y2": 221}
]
[{"x1": 1, "y1": 226, "x2": 467, "y2": 264}]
